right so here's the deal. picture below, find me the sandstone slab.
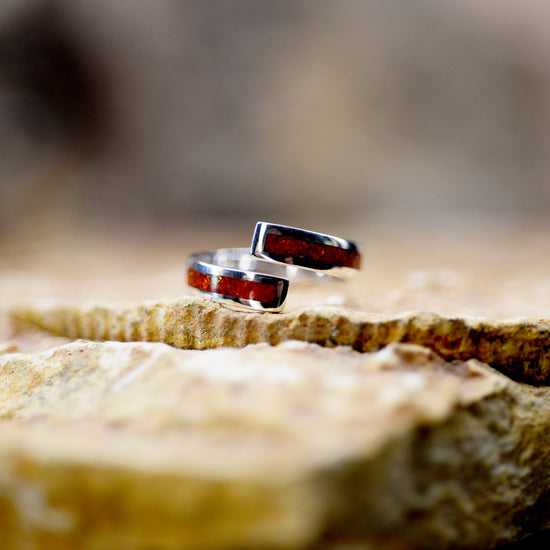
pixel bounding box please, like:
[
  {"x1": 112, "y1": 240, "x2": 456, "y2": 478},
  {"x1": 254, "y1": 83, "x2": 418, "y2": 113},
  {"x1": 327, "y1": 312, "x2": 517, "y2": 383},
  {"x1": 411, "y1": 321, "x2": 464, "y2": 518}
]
[{"x1": 0, "y1": 339, "x2": 548, "y2": 549}]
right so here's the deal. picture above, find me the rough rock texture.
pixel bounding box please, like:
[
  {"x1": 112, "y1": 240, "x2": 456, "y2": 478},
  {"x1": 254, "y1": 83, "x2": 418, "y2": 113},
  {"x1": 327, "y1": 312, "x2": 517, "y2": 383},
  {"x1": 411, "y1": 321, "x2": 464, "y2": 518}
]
[
  {"x1": 0, "y1": 339, "x2": 548, "y2": 549},
  {"x1": 5, "y1": 224, "x2": 550, "y2": 549},
  {"x1": 0, "y1": 342, "x2": 18, "y2": 355},
  {"x1": 10, "y1": 297, "x2": 550, "y2": 385}
]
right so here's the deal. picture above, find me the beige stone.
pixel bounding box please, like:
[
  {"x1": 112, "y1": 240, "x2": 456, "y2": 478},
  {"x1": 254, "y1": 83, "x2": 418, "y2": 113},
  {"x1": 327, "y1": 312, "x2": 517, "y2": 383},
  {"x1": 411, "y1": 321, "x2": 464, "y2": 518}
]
[
  {"x1": 10, "y1": 297, "x2": 550, "y2": 384},
  {"x1": 0, "y1": 342, "x2": 18, "y2": 355},
  {"x1": 5, "y1": 224, "x2": 550, "y2": 549},
  {"x1": 0, "y1": 339, "x2": 547, "y2": 549}
]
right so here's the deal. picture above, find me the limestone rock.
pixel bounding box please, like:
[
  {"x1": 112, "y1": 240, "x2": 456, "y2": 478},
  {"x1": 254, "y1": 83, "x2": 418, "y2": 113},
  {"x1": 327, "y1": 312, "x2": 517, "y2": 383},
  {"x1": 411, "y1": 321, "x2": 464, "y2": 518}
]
[
  {"x1": 10, "y1": 297, "x2": 550, "y2": 384},
  {"x1": 0, "y1": 342, "x2": 18, "y2": 355},
  {"x1": 0, "y1": 339, "x2": 548, "y2": 549}
]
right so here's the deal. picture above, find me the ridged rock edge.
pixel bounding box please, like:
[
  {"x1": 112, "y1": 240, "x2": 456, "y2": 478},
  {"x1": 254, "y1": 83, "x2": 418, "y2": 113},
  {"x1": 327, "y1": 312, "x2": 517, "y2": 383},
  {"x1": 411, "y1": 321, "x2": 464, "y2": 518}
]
[{"x1": 10, "y1": 297, "x2": 550, "y2": 384}]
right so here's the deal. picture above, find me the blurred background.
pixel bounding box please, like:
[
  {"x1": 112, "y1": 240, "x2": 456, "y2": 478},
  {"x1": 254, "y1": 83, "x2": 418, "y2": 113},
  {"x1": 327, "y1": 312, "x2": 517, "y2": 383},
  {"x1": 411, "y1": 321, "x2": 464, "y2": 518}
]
[
  {"x1": 1, "y1": 0, "x2": 550, "y2": 239},
  {"x1": 5, "y1": 0, "x2": 550, "y2": 340}
]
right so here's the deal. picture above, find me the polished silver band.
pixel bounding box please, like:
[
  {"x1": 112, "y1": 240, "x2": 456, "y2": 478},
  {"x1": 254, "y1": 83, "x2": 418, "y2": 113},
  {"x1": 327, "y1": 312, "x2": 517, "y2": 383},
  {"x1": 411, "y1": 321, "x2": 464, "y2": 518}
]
[
  {"x1": 251, "y1": 222, "x2": 361, "y2": 277},
  {"x1": 188, "y1": 248, "x2": 311, "y2": 312}
]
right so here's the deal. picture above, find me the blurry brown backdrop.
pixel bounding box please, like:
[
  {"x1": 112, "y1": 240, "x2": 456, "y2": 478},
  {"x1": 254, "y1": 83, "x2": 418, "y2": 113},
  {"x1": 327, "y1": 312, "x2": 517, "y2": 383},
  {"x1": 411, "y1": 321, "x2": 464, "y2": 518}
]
[
  {"x1": 4, "y1": 0, "x2": 550, "y2": 340},
  {"x1": 3, "y1": 5, "x2": 550, "y2": 548},
  {"x1": 1, "y1": 0, "x2": 550, "y2": 238}
]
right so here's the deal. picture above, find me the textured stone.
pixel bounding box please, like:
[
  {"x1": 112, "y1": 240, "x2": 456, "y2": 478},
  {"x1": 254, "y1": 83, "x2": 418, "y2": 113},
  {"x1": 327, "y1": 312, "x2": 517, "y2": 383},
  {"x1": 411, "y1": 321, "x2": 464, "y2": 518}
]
[
  {"x1": 10, "y1": 297, "x2": 550, "y2": 384},
  {"x1": 0, "y1": 342, "x2": 18, "y2": 355},
  {"x1": 0, "y1": 339, "x2": 548, "y2": 549},
  {"x1": 6, "y1": 226, "x2": 550, "y2": 549}
]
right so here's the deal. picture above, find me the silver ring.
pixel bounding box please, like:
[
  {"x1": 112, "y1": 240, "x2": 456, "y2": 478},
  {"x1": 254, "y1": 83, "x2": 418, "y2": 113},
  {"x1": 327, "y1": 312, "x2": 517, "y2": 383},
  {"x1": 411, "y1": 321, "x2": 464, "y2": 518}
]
[
  {"x1": 251, "y1": 222, "x2": 361, "y2": 277},
  {"x1": 188, "y1": 248, "x2": 313, "y2": 312}
]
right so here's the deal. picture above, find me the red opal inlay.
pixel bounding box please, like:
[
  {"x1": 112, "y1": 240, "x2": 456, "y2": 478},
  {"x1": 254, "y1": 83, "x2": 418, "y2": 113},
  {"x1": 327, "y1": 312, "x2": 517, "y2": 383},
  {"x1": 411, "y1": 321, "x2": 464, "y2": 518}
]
[
  {"x1": 188, "y1": 269, "x2": 279, "y2": 304},
  {"x1": 263, "y1": 233, "x2": 360, "y2": 269}
]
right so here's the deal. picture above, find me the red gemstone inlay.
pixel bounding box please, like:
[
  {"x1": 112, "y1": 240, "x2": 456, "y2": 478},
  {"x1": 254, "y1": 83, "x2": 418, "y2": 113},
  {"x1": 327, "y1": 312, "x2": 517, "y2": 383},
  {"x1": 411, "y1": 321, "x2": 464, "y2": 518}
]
[
  {"x1": 263, "y1": 233, "x2": 360, "y2": 269},
  {"x1": 188, "y1": 269, "x2": 278, "y2": 304}
]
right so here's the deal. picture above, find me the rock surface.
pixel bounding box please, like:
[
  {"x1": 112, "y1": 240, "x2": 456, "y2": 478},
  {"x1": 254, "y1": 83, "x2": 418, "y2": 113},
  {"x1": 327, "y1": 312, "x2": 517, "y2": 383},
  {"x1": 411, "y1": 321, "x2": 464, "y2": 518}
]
[
  {"x1": 10, "y1": 297, "x2": 550, "y2": 385},
  {"x1": 0, "y1": 341, "x2": 18, "y2": 355},
  {"x1": 0, "y1": 339, "x2": 548, "y2": 549},
  {"x1": 5, "y1": 223, "x2": 550, "y2": 549}
]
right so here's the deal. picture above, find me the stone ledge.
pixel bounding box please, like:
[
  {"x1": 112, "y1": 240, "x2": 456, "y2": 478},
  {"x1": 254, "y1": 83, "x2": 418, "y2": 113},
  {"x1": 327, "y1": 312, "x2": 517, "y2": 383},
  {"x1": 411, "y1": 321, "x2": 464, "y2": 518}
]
[
  {"x1": 0, "y1": 339, "x2": 547, "y2": 548},
  {"x1": 10, "y1": 297, "x2": 550, "y2": 384}
]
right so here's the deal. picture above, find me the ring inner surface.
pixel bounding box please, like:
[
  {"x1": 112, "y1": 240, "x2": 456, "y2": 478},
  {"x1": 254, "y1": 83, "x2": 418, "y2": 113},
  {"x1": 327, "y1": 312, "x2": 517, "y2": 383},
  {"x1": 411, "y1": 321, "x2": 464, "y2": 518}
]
[{"x1": 193, "y1": 248, "x2": 326, "y2": 281}]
